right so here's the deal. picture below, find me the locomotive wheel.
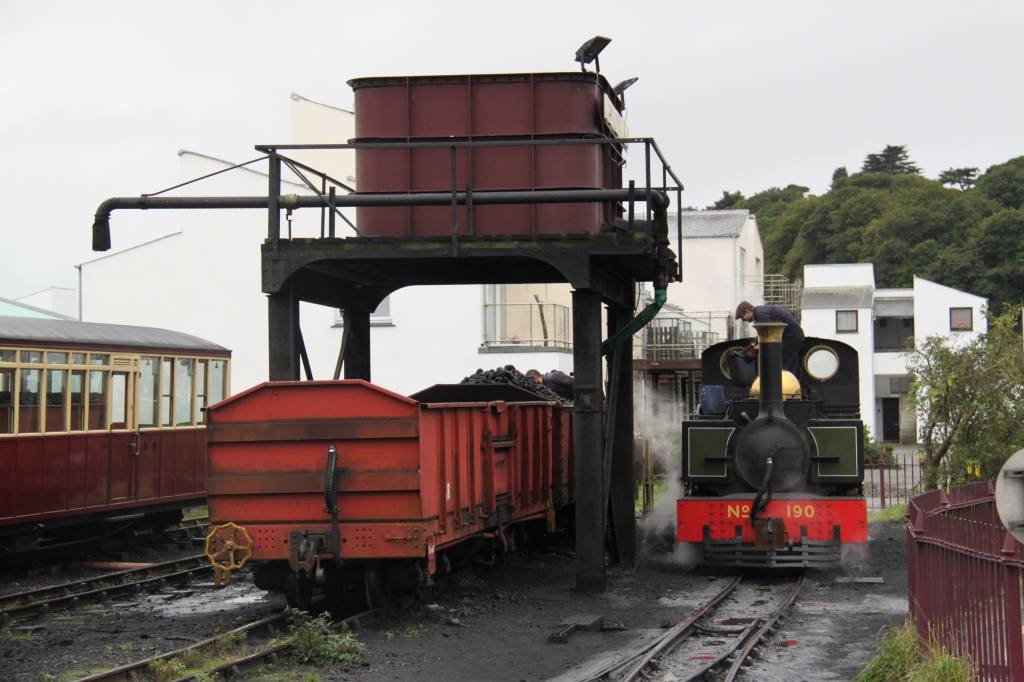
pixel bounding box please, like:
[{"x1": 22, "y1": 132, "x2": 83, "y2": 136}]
[{"x1": 284, "y1": 570, "x2": 314, "y2": 611}]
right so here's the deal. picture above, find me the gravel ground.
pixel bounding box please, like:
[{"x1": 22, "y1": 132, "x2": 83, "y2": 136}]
[
  {"x1": 274, "y1": 520, "x2": 907, "y2": 682},
  {"x1": 1, "y1": 522, "x2": 906, "y2": 682}
]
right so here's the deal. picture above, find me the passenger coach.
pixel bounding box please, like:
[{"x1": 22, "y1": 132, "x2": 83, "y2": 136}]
[{"x1": 0, "y1": 315, "x2": 230, "y2": 553}]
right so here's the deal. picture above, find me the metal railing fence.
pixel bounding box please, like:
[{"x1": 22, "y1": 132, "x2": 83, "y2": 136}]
[
  {"x1": 907, "y1": 482, "x2": 1024, "y2": 680},
  {"x1": 864, "y1": 447, "x2": 923, "y2": 510},
  {"x1": 481, "y1": 303, "x2": 571, "y2": 350}
]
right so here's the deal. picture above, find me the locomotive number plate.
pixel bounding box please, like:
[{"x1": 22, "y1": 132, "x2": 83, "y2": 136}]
[{"x1": 725, "y1": 503, "x2": 817, "y2": 519}]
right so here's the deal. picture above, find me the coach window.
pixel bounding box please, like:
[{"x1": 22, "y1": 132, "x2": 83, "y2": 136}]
[
  {"x1": 139, "y1": 356, "x2": 159, "y2": 428},
  {"x1": 88, "y1": 370, "x2": 107, "y2": 430},
  {"x1": 174, "y1": 358, "x2": 193, "y2": 426},
  {"x1": 110, "y1": 372, "x2": 129, "y2": 429},
  {"x1": 160, "y1": 359, "x2": 173, "y2": 426},
  {"x1": 195, "y1": 360, "x2": 207, "y2": 424},
  {"x1": 209, "y1": 360, "x2": 226, "y2": 405},
  {"x1": 20, "y1": 367, "x2": 42, "y2": 433},
  {"x1": 0, "y1": 366, "x2": 13, "y2": 434},
  {"x1": 46, "y1": 353, "x2": 68, "y2": 432},
  {"x1": 69, "y1": 370, "x2": 86, "y2": 431}
]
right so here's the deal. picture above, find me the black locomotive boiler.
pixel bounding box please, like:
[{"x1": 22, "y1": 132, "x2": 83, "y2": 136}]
[{"x1": 677, "y1": 321, "x2": 867, "y2": 567}]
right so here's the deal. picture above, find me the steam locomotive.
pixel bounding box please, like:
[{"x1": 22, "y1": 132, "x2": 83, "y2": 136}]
[{"x1": 677, "y1": 322, "x2": 867, "y2": 567}]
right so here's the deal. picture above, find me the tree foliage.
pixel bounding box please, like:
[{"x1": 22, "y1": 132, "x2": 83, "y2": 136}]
[
  {"x1": 710, "y1": 190, "x2": 745, "y2": 210},
  {"x1": 714, "y1": 149, "x2": 1024, "y2": 311},
  {"x1": 938, "y1": 167, "x2": 978, "y2": 191},
  {"x1": 907, "y1": 307, "x2": 1024, "y2": 488},
  {"x1": 862, "y1": 145, "x2": 920, "y2": 175}
]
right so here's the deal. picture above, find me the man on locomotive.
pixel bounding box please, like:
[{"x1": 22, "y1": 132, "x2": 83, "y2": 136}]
[{"x1": 735, "y1": 301, "x2": 805, "y2": 378}]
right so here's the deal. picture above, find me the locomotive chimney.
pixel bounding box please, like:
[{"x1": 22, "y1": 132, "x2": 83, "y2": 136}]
[{"x1": 753, "y1": 322, "x2": 786, "y2": 419}]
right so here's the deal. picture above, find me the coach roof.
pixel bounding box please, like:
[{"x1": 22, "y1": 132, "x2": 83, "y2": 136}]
[{"x1": 0, "y1": 316, "x2": 229, "y2": 354}]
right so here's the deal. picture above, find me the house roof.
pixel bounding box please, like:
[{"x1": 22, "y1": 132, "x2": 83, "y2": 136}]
[
  {"x1": 801, "y1": 286, "x2": 874, "y2": 309},
  {"x1": 0, "y1": 297, "x2": 73, "y2": 320},
  {"x1": 672, "y1": 210, "x2": 751, "y2": 239},
  {"x1": 0, "y1": 316, "x2": 229, "y2": 354}
]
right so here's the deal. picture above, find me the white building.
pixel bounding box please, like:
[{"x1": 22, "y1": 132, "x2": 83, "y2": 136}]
[
  {"x1": 664, "y1": 209, "x2": 765, "y2": 342},
  {"x1": 13, "y1": 287, "x2": 77, "y2": 319},
  {"x1": 801, "y1": 263, "x2": 987, "y2": 442}
]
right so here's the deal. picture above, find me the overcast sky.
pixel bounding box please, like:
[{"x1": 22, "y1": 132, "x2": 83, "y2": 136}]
[{"x1": 2, "y1": 0, "x2": 1022, "y2": 299}]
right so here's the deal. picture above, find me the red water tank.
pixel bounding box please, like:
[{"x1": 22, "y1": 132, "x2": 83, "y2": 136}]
[{"x1": 347, "y1": 73, "x2": 626, "y2": 237}]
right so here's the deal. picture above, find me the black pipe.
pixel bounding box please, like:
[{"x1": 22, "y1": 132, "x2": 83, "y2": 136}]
[
  {"x1": 92, "y1": 188, "x2": 670, "y2": 252},
  {"x1": 752, "y1": 322, "x2": 786, "y2": 419}
]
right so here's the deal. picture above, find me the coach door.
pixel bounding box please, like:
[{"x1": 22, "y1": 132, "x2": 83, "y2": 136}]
[{"x1": 108, "y1": 357, "x2": 138, "y2": 502}]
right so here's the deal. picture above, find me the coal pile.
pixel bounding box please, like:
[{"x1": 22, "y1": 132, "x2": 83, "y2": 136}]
[{"x1": 461, "y1": 365, "x2": 567, "y2": 403}]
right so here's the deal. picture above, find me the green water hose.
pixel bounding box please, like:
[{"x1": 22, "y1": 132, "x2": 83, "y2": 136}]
[{"x1": 601, "y1": 287, "x2": 667, "y2": 356}]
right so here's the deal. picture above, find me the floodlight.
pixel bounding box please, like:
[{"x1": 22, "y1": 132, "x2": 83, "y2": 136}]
[
  {"x1": 575, "y1": 36, "x2": 612, "y2": 72},
  {"x1": 613, "y1": 77, "x2": 639, "y2": 96}
]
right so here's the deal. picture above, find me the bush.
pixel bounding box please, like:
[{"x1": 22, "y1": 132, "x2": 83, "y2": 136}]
[
  {"x1": 286, "y1": 612, "x2": 367, "y2": 667},
  {"x1": 857, "y1": 620, "x2": 972, "y2": 682}
]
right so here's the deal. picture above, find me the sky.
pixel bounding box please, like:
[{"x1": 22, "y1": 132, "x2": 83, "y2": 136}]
[{"x1": 2, "y1": 0, "x2": 1022, "y2": 299}]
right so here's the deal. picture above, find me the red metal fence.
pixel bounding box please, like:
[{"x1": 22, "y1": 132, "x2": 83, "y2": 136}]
[
  {"x1": 865, "y1": 447, "x2": 922, "y2": 510},
  {"x1": 907, "y1": 482, "x2": 1024, "y2": 680}
]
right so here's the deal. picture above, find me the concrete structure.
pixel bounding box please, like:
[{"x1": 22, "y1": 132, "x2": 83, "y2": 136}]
[{"x1": 801, "y1": 264, "x2": 987, "y2": 442}]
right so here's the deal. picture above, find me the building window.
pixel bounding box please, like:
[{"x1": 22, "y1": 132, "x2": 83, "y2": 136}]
[
  {"x1": 333, "y1": 296, "x2": 393, "y2": 327},
  {"x1": 950, "y1": 307, "x2": 973, "y2": 331},
  {"x1": 836, "y1": 310, "x2": 858, "y2": 333}
]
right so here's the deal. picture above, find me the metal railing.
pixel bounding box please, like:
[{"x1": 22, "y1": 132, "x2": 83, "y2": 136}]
[
  {"x1": 907, "y1": 482, "x2": 1024, "y2": 680},
  {"x1": 481, "y1": 303, "x2": 571, "y2": 350},
  {"x1": 864, "y1": 447, "x2": 922, "y2": 510},
  {"x1": 639, "y1": 311, "x2": 729, "y2": 360}
]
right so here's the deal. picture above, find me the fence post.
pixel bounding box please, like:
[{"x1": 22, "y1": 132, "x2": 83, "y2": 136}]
[
  {"x1": 1002, "y1": 532, "x2": 1024, "y2": 679},
  {"x1": 879, "y1": 464, "x2": 886, "y2": 508}
]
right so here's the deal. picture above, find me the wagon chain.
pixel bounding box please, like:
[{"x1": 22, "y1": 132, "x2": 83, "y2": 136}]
[{"x1": 0, "y1": 554, "x2": 210, "y2": 623}]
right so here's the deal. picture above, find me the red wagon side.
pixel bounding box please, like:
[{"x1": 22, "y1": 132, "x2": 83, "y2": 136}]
[{"x1": 205, "y1": 380, "x2": 573, "y2": 607}]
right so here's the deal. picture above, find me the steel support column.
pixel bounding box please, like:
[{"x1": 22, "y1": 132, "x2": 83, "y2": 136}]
[
  {"x1": 267, "y1": 285, "x2": 299, "y2": 381},
  {"x1": 573, "y1": 288, "x2": 605, "y2": 592},
  {"x1": 342, "y1": 305, "x2": 371, "y2": 381},
  {"x1": 608, "y1": 300, "x2": 637, "y2": 565}
]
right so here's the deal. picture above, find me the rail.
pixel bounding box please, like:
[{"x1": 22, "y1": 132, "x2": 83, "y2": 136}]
[{"x1": 906, "y1": 482, "x2": 1024, "y2": 680}]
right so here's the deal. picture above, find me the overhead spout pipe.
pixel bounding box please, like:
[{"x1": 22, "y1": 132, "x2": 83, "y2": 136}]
[{"x1": 91, "y1": 188, "x2": 671, "y2": 252}]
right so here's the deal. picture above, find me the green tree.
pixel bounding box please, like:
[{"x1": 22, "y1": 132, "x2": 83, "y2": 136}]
[
  {"x1": 831, "y1": 166, "x2": 849, "y2": 189},
  {"x1": 907, "y1": 307, "x2": 1024, "y2": 488},
  {"x1": 709, "y1": 190, "x2": 745, "y2": 210},
  {"x1": 861, "y1": 145, "x2": 920, "y2": 175},
  {"x1": 976, "y1": 156, "x2": 1024, "y2": 209},
  {"x1": 938, "y1": 166, "x2": 978, "y2": 191}
]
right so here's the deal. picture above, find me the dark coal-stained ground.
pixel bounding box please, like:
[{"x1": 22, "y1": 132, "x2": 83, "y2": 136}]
[{"x1": 1, "y1": 522, "x2": 906, "y2": 681}]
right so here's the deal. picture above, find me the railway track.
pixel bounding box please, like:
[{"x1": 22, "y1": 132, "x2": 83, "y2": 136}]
[
  {"x1": 74, "y1": 607, "x2": 378, "y2": 682},
  {"x1": 577, "y1": 575, "x2": 805, "y2": 682},
  {"x1": 0, "y1": 554, "x2": 211, "y2": 623}
]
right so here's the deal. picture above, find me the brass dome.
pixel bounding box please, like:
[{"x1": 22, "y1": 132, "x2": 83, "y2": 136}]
[{"x1": 750, "y1": 371, "x2": 802, "y2": 400}]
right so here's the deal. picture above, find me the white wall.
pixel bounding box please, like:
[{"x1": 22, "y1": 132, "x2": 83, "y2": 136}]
[
  {"x1": 801, "y1": 305, "x2": 876, "y2": 438},
  {"x1": 803, "y1": 263, "x2": 874, "y2": 288},
  {"x1": 913, "y1": 276, "x2": 988, "y2": 346}
]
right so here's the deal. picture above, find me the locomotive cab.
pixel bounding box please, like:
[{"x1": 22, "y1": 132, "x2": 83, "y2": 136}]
[{"x1": 677, "y1": 322, "x2": 867, "y2": 568}]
